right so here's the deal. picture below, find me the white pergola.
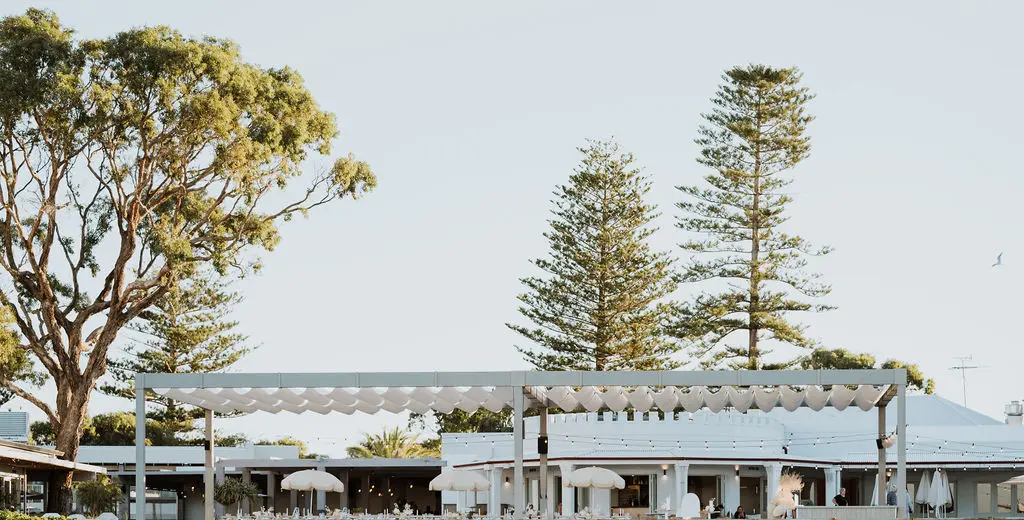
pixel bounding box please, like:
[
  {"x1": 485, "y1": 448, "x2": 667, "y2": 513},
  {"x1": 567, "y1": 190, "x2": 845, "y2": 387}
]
[{"x1": 133, "y1": 369, "x2": 909, "y2": 520}]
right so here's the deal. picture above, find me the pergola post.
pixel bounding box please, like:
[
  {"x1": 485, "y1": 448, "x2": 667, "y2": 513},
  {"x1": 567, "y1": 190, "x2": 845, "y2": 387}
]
[
  {"x1": 896, "y1": 383, "x2": 907, "y2": 518},
  {"x1": 877, "y1": 404, "x2": 887, "y2": 506},
  {"x1": 513, "y1": 386, "x2": 524, "y2": 518},
  {"x1": 205, "y1": 409, "x2": 215, "y2": 520},
  {"x1": 538, "y1": 407, "x2": 548, "y2": 519},
  {"x1": 134, "y1": 373, "x2": 146, "y2": 520}
]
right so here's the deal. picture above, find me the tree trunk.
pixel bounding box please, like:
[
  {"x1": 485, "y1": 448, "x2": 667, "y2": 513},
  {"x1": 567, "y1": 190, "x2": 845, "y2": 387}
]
[{"x1": 47, "y1": 382, "x2": 91, "y2": 514}]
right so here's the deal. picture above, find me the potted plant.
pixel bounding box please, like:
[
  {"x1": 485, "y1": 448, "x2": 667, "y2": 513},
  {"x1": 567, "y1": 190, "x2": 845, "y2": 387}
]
[
  {"x1": 74, "y1": 476, "x2": 123, "y2": 517},
  {"x1": 214, "y1": 478, "x2": 260, "y2": 515}
]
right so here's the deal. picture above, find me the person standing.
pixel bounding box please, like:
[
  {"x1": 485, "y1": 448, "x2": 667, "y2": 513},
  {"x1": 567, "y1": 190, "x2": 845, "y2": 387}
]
[{"x1": 832, "y1": 488, "x2": 849, "y2": 506}]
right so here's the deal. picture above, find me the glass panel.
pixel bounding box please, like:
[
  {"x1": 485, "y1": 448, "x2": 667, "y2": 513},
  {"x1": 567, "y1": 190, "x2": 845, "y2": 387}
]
[
  {"x1": 977, "y1": 483, "x2": 992, "y2": 514},
  {"x1": 612, "y1": 475, "x2": 650, "y2": 508},
  {"x1": 998, "y1": 482, "x2": 1012, "y2": 513}
]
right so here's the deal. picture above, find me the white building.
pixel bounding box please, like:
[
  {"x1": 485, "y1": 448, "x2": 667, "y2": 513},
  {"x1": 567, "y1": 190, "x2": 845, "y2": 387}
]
[{"x1": 441, "y1": 396, "x2": 1024, "y2": 518}]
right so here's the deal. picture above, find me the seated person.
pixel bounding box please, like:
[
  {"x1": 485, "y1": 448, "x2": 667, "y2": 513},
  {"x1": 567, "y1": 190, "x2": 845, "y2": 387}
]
[{"x1": 734, "y1": 506, "x2": 746, "y2": 519}]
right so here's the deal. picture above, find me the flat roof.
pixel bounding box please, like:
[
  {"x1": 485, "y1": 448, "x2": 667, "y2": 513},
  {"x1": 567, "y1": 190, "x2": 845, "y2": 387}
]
[{"x1": 217, "y1": 458, "x2": 445, "y2": 471}]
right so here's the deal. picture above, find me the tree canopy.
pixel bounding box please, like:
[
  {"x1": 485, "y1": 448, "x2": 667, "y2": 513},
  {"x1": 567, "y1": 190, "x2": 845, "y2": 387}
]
[
  {"x1": 0, "y1": 8, "x2": 373, "y2": 511},
  {"x1": 801, "y1": 347, "x2": 935, "y2": 393},
  {"x1": 675, "y1": 65, "x2": 831, "y2": 370},
  {"x1": 509, "y1": 139, "x2": 679, "y2": 371},
  {"x1": 346, "y1": 427, "x2": 439, "y2": 459}
]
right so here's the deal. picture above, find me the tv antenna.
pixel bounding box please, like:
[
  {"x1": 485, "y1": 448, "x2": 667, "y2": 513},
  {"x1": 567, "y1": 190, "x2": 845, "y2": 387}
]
[{"x1": 949, "y1": 356, "x2": 985, "y2": 407}]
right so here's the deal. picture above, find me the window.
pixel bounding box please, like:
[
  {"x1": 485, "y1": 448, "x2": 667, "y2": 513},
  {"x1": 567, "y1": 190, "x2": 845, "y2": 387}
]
[
  {"x1": 977, "y1": 483, "x2": 992, "y2": 514},
  {"x1": 997, "y1": 482, "x2": 1012, "y2": 513}
]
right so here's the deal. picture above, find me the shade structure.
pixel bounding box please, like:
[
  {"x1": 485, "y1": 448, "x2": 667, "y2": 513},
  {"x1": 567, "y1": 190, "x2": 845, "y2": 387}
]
[
  {"x1": 42, "y1": 514, "x2": 61, "y2": 519},
  {"x1": 68, "y1": 515, "x2": 86, "y2": 520},
  {"x1": 564, "y1": 466, "x2": 626, "y2": 489},
  {"x1": 915, "y1": 471, "x2": 931, "y2": 504},
  {"x1": 428, "y1": 470, "x2": 490, "y2": 492},
  {"x1": 98, "y1": 513, "x2": 118, "y2": 520},
  {"x1": 928, "y1": 470, "x2": 951, "y2": 511},
  {"x1": 280, "y1": 469, "x2": 344, "y2": 492},
  {"x1": 153, "y1": 383, "x2": 890, "y2": 415}
]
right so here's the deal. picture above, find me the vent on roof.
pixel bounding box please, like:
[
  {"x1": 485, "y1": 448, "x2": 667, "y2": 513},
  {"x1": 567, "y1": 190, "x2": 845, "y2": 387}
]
[
  {"x1": 1006, "y1": 401, "x2": 1023, "y2": 425},
  {"x1": 0, "y1": 412, "x2": 29, "y2": 442}
]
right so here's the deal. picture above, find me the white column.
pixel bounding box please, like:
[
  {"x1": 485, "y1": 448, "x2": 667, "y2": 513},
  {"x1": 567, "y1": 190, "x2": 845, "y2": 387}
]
[
  {"x1": 723, "y1": 468, "x2": 740, "y2": 512},
  {"x1": 545, "y1": 472, "x2": 556, "y2": 519},
  {"x1": 674, "y1": 463, "x2": 689, "y2": 517},
  {"x1": 134, "y1": 374, "x2": 147, "y2": 520},
  {"x1": 315, "y1": 461, "x2": 327, "y2": 513},
  {"x1": 268, "y1": 473, "x2": 277, "y2": 513},
  {"x1": 490, "y1": 468, "x2": 503, "y2": 515},
  {"x1": 204, "y1": 410, "x2": 215, "y2": 520},
  {"x1": 539, "y1": 407, "x2": 548, "y2": 519},
  {"x1": 897, "y1": 384, "x2": 908, "y2": 518},
  {"x1": 765, "y1": 463, "x2": 782, "y2": 502},
  {"x1": 560, "y1": 464, "x2": 575, "y2": 515},
  {"x1": 338, "y1": 471, "x2": 348, "y2": 509},
  {"x1": 824, "y1": 468, "x2": 840, "y2": 504},
  {"x1": 514, "y1": 387, "x2": 525, "y2": 517},
  {"x1": 878, "y1": 405, "x2": 887, "y2": 506}
]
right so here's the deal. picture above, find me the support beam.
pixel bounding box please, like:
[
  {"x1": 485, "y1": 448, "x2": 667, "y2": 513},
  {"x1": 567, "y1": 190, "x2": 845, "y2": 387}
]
[
  {"x1": 877, "y1": 404, "x2": 887, "y2": 506},
  {"x1": 135, "y1": 374, "x2": 146, "y2": 520},
  {"x1": 205, "y1": 410, "x2": 215, "y2": 520},
  {"x1": 559, "y1": 464, "x2": 575, "y2": 515},
  {"x1": 268, "y1": 473, "x2": 277, "y2": 514},
  {"x1": 896, "y1": 384, "x2": 907, "y2": 518},
  {"x1": 315, "y1": 461, "x2": 327, "y2": 514},
  {"x1": 490, "y1": 468, "x2": 502, "y2": 516},
  {"x1": 215, "y1": 466, "x2": 225, "y2": 518},
  {"x1": 513, "y1": 387, "x2": 525, "y2": 518},
  {"x1": 538, "y1": 407, "x2": 548, "y2": 519},
  {"x1": 242, "y1": 469, "x2": 252, "y2": 514}
]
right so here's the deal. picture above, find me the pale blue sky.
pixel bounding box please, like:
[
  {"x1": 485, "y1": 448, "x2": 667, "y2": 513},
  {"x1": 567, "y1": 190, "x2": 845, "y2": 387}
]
[{"x1": 4, "y1": 1, "x2": 1022, "y2": 455}]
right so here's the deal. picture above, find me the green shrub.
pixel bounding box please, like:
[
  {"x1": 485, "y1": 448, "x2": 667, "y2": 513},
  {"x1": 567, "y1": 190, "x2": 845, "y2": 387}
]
[
  {"x1": 75, "y1": 476, "x2": 124, "y2": 517},
  {"x1": 214, "y1": 477, "x2": 259, "y2": 508}
]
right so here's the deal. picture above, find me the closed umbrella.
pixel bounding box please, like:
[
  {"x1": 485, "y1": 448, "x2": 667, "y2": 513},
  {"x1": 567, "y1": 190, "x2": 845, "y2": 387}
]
[
  {"x1": 916, "y1": 472, "x2": 932, "y2": 505},
  {"x1": 871, "y1": 475, "x2": 879, "y2": 506},
  {"x1": 928, "y1": 470, "x2": 949, "y2": 517}
]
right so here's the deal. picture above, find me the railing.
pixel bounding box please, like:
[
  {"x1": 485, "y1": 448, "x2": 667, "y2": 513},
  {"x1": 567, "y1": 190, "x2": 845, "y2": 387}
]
[{"x1": 797, "y1": 506, "x2": 898, "y2": 520}]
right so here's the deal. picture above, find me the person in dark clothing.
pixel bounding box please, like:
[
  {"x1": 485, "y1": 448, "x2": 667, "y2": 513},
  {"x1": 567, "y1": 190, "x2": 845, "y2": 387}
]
[
  {"x1": 833, "y1": 487, "x2": 849, "y2": 506},
  {"x1": 734, "y1": 506, "x2": 747, "y2": 519}
]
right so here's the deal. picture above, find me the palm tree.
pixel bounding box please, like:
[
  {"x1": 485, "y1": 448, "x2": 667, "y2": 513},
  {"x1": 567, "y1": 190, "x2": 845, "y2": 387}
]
[{"x1": 346, "y1": 426, "x2": 440, "y2": 458}]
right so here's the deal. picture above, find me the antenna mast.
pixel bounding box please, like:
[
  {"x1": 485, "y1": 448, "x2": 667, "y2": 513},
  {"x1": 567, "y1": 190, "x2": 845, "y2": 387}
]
[{"x1": 949, "y1": 355, "x2": 980, "y2": 407}]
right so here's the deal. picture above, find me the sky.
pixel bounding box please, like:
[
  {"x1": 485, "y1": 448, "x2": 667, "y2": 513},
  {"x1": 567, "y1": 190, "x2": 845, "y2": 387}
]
[{"x1": 2, "y1": 1, "x2": 1022, "y2": 456}]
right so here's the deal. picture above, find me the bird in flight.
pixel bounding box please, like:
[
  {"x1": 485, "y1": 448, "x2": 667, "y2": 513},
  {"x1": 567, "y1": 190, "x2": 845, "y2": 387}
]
[{"x1": 992, "y1": 252, "x2": 1003, "y2": 267}]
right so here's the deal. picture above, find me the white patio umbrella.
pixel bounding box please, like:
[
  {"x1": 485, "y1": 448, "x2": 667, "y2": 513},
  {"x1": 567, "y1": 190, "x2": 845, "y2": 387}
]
[
  {"x1": 916, "y1": 471, "x2": 932, "y2": 505},
  {"x1": 42, "y1": 514, "x2": 61, "y2": 519},
  {"x1": 429, "y1": 470, "x2": 489, "y2": 514},
  {"x1": 870, "y1": 474, "x2": 879, "y2": 506},
  {"x1": 97, "y1": 513, "x2": 118, "y2": 520},
  {"x1": 563, "y1": 466, "x2": 625, "y2": 490},
  {"x1": 282, "y1": 469, "x2": 345, "y2": 515},
  {"x1": 68, "y1": 514, "x2": 87, "y2": 520}
]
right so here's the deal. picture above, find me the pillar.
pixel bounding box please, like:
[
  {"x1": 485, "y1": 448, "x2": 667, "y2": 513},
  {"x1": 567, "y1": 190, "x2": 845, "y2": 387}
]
[
  {"x1": 215, "y1": 466, "x2": 225, "y2": 518},
  {"x1": 268, "y1": 473, "x2": 277, "y2": 513},
  {"x1": 539, "y1": 407, "x2": 548, "y2": 519},
  {"x1": 490, "y1": 468, "x2": 503, "y2": 515},
  {"x1": 513, "y1": 386, "x2": 525, "y2": 517},
  {"x1": 204, "y1": 410, "x2": 215, "y2": 520},
  {"x1": 545, "y1": 473, "x2": 556, "y2": 519},
  {"x1": 824, "y1": 468, "x2": 841, "y2": 504},
  {"x1": 242, "y1": 469, "x2": 252, "y2": 514},
  {"x1": 878, "y1": 405, "x2": 887, "y2": 506},
  {"x1": 339, "y1": 471, "x2": 349, "y2": 510},
  {"x1": 673, "y1": 463, "x2": 689, "y2": 517},
  {"x1": 360, "y1": 474, "x2": 370, "y2": 513},
  {"x1": 560, "y1": 464, "x2": 575, "y2": 515},
  {"x1": 315, "y1": 461, "x2": 327, "y2": 513},
  {"x1": 134, "y1": 374, "x2": 146, "y2": 520},
  {"x1": 897, "y1": 384, "x2": 908, "y2": 518},
  {"x1": 765, "y1": 463, "x2": 782, "y2": 503},
  {"x1": 290, "y1": 490, "x2": 298, "y2": 513},
  {"x1": 723, "y1": 468, "x2": 740, "y2": 512}
]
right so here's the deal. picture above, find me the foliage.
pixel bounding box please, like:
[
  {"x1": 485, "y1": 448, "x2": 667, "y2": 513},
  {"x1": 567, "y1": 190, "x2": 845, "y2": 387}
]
[
  {"x1": 0, "y1": 513, "x2": 67, "y2": 520},
  {"x1": 214, "y1": 477, "x2": 259, "y2": 507},
  {"x1": 674, "y1": 64, "x2": 832, "y2": 370},
  {"x1": 101, "y1": 273, "x2": 254, "y2": 441},
  {"x1": 0, "y1": 9, "x2": 373, "y2": 512},
  {"x1": 256, "y1": 436, "x2": 320, "y2": 459},
  {"x1": 410, "y1": 409, "x2": 512, "y2": 434},
  {"x1": 801, "y1": 347, "x2": 935, "y2": 393},
  {"x1": 74, "y1": 476, "x2": 123, "y2": 516},
  {"x1": 346, "y1": 426, "x2": 439, "y2": 459},
  {"x1": 31, "y1": 412, "x2": 250, "y2": 446},
  {"x1": 508, "y1": 139, "x2": 679, "y2": 371},
  {"x1": 0, "y1": 307, "x2": 45, "y2": 406}
]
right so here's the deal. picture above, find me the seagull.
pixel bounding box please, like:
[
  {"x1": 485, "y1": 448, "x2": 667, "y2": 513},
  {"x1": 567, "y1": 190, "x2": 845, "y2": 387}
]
[{"x1": 992, "y1": 252, "x2": 1003, "y2": 267}]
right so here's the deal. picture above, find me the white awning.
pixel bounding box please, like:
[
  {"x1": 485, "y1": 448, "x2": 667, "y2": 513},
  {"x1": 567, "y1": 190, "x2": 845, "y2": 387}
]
[{"x1": 152, "y1": 383, "x2": 888, "y2": 415}]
